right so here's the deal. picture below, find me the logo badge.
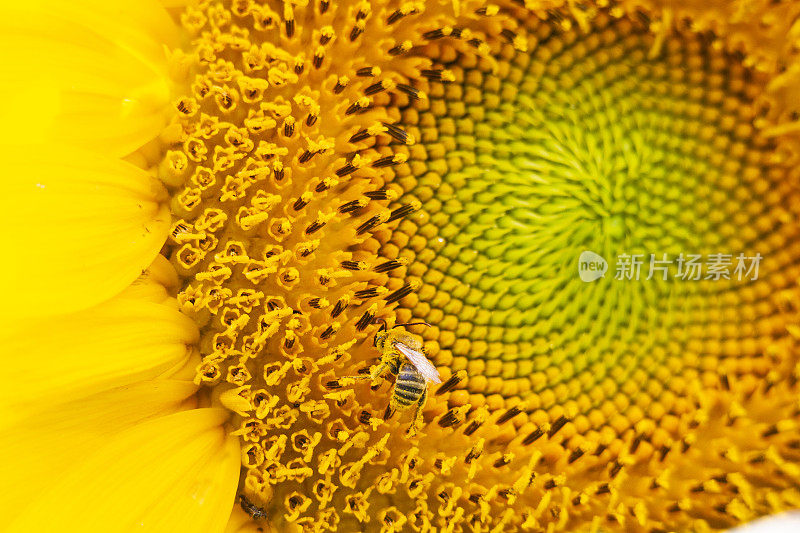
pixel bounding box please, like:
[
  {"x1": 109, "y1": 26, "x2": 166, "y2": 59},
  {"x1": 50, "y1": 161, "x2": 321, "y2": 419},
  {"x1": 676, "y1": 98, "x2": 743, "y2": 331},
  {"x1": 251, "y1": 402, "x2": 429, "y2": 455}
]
[{"x1": 578, "y1": 251, "x2": 608, "y2": 282}]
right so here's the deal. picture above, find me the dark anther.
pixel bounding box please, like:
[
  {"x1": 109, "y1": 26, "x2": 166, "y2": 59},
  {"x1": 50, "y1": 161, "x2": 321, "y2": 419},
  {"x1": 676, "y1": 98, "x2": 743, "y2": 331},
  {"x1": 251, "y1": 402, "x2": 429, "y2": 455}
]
[
  {"x1": 293, "y1": 197, "x2": 309, "y2": 211},
  {"x1": 464, "y1": 448, "x2": 481, "y2": 464},
  {"x1": 365, "y1": 190, "x2": 389, "y2": 200},
  {"x1": 630, "y1": 433, "x2": 645, "y2": 453},
  {"x1": 462, "y1": 420, "x2": 482, "y2": 436},
  {"x1": 522, "y1": 428, "x2": 544, "y2": 445},
  {"x1": 496, "y1": 406, "x2": 522, "y2": 424},
  {"x1": 493, "y1": 456, "x2": 510, "y2": 468},
  {"x1": 658, "y1": 445, "x2": 671, "y2": 461},
  {"x1": 609, "y1": 460, "x2": 623, "y2": 479},
  {"x1": 356, "y1": 215, "x2": 383, "y2": 235},
  {"x1": 421, "y1": 69, "x2": 449, "y2": 82},
  {"x1": 320, "y1": 325, "x2": 336, "y2": 339},
  {"x1": 335, "y1": 163, "x2": 357, "y2": 177},
  {"x1": 371, "y1": 155, "x2": 397, "y2": 168},
  {"x1": 386, "y1": 10, "x2": 403, "y2": 24},
  {"x1": 762, "y1": 424, "x2": 779, "y2": 437},
  {"x1": 364, "y1": 82, "x2": 385, "y2": 95},
  {"x1": 338, "y1": 199, "x2": 364, "y2": 213},
  {"x1": 397, "y1": 84, "x2": 422, "y2": 99},
  {"x1": 331, "y1": 299, "x2": 347, "y2": 318},
  {"x1": 498, "y1": 489, "x2": 514, "y2": 500},
  {"x1": 438, "y1": 409, "x2": 459, "y2": 428},
  {"x1": 305, "y1": 221, "x2": 326, "y2": 234},
  {"x1": 594, "y1": 443, "x2": 607, "y2": 456},
  {"x1": 349, "y1": 129, "x2": 370, "y2": 143},
  {"x1": 356, "y1": 309, "x2": 375, "y2": 331},
  {"x1": 383, "y1": 122, "x2": 410, "y2": 143},
  {"x1": 385, "y1": 283, "x2": 414, "y2": 304},
  {"x1": 501, "y1": 29, "x2": 517, "y2": 42},
  {"x1": 547, "y1": 416, "x2": 569, "y2": 438},
  {"x1": 345, "y1": 102, "x2": 365, "y2": 115},
  {"x1": 435, "y1": 371, "x2": 463, "y2": 395},
  {"x1": 387, "y1": 203, "x2": 418, "y2": 222},
  {"x1": 373, "y1": 260, "x2": 403, "y2": 273},
  {"x1": 340, "y1": 261, "x2": 364, "y2": 270},
  {"x1": 568, "y1": 448, "x2": 585, "y2": 464},
  {"x1": 423, "y1": 28, "x2": 445, "y2": 39},
  {"x1": 355, "y1": 287, "x2": 379, "y2": 299}
]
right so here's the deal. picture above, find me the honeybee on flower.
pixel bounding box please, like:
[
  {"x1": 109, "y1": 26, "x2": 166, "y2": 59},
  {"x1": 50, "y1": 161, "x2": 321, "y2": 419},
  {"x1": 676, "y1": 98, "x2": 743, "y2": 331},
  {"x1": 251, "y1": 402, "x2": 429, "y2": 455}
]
[{"x1": 333, "y1": 319, "x2": 441, "y2": 436}]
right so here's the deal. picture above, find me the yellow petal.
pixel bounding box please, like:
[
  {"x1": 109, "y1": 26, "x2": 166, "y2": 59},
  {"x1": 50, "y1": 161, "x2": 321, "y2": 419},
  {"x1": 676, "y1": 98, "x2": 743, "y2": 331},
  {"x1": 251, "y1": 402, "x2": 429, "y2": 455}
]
[
  {"x1": 0, "y1": 0, "x2": 178, "y2": 156},
  {"x1": 0, "y1": 145, "x2": 170, "y2": 318},
  {"x1": 0, "y1": 282, "x2": 198, "y2": 423},
  {"x1": 0, "y1": 379, "x2": 198, "y2": 523},
  {"x1": 122, "y1": 257, "x2": 182, "y2": 305},
  {"x1": 6, "y1": 408, "x2": 239, "y2": 533},
  {"x1": 159, "y1": 0, "x2": 193, "y2": 7}
]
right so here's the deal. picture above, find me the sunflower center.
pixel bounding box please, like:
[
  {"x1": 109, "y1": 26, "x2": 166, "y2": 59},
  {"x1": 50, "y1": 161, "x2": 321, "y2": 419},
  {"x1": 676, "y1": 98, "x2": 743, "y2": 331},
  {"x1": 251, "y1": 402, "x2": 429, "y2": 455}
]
[
  {"x1": 160, "y1": 0, "x2": 800, "y2": 530},
  {"x1": 384, "y1": 8, "x2": 800, "y2": 447}
]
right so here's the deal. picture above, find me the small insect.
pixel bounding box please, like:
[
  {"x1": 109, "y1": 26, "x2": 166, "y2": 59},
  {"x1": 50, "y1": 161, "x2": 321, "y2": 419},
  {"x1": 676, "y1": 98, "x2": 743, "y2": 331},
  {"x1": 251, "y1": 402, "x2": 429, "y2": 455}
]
[
  {"x1": 239, "y1": 494, "x2": 268, "y2": 521},
  {"x1": 342, "y1": 319, "x2": 442, "y2": 435}
]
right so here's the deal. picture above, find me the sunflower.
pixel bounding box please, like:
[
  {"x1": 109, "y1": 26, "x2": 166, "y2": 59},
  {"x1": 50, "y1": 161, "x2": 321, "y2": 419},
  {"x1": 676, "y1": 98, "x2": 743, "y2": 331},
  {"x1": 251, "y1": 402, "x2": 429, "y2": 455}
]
[{"x1": 3, "y1": 0, "x2": 800, "y2": 531}]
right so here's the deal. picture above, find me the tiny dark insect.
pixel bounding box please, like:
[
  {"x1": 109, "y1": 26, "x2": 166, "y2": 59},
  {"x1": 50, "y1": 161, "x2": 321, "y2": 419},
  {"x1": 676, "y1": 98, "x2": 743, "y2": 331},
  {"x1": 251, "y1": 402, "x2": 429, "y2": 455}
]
[{"x1": 239, "y1": 494, "x2": 268, "y2": 521}]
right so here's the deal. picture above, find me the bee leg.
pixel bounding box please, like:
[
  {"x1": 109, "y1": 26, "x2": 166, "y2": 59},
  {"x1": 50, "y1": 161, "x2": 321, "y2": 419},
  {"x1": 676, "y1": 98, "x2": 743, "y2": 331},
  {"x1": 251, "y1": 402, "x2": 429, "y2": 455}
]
[
  {"x1": 383, "y1": 402, "x2": 396, "y2": 421},
  {"x1": 339, "y1": 362, "x2": 390, "y2": 384},
  {"x1": 340, "y1": 374, "x2": 372, "y2": 381},
  {"x1": 407, "y1": 388, "x2": 428, "y2": 437},
  {"x1": 369, "y1": 362, "x2": 390, "y2": 381}
]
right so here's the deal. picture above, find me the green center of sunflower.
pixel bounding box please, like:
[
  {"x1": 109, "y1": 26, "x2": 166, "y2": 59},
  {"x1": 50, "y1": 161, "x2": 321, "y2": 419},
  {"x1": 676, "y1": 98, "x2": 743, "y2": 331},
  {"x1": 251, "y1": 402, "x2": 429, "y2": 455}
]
[{"x1": 385, "y1": 11, "x2": 799, "y2": 425}]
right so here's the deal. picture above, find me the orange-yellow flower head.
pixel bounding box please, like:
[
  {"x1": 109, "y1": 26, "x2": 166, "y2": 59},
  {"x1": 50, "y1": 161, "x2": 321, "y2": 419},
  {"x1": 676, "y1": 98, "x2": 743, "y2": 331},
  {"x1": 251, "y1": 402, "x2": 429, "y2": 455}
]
[{"x1": 155, "y1": 0, "x2": 800, "y2": 531}]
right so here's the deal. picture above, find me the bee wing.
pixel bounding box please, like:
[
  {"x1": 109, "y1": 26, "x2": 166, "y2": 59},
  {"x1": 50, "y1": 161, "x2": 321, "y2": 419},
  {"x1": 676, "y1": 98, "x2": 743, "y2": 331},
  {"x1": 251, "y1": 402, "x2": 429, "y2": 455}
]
[{"x1": 394, "y1": 342, "x2": 442, "y2": 384}]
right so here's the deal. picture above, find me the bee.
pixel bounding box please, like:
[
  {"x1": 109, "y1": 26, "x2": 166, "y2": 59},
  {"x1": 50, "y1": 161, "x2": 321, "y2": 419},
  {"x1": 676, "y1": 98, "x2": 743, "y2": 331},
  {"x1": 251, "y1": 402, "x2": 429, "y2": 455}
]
[
  {"x1": 343, "y1": 319, "x2": 442, "y2": 435},
  {"x1": 239, "y1": 494, "x2": 268, "y2": 521}
]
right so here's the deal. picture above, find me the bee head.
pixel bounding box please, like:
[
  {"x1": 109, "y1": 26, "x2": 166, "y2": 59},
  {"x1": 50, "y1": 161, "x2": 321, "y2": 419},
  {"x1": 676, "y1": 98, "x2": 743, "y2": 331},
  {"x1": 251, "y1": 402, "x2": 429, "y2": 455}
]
[
  {"x1": 374, "y1": 329, "x2": 388, "y2": 349},
  {"x1": 372, "y1": 318, "x2": 389, "y2": 348},
  {"x1": 372, "y1": 318, "x2": 430, "y2": 348}
]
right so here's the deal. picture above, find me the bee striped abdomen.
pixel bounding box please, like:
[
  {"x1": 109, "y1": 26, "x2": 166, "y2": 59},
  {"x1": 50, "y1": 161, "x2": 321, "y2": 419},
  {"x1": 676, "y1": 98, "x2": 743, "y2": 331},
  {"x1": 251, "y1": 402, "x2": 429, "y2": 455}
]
[{"x1": 394, "y1": 362, "x2": 426, "y2": 407}]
